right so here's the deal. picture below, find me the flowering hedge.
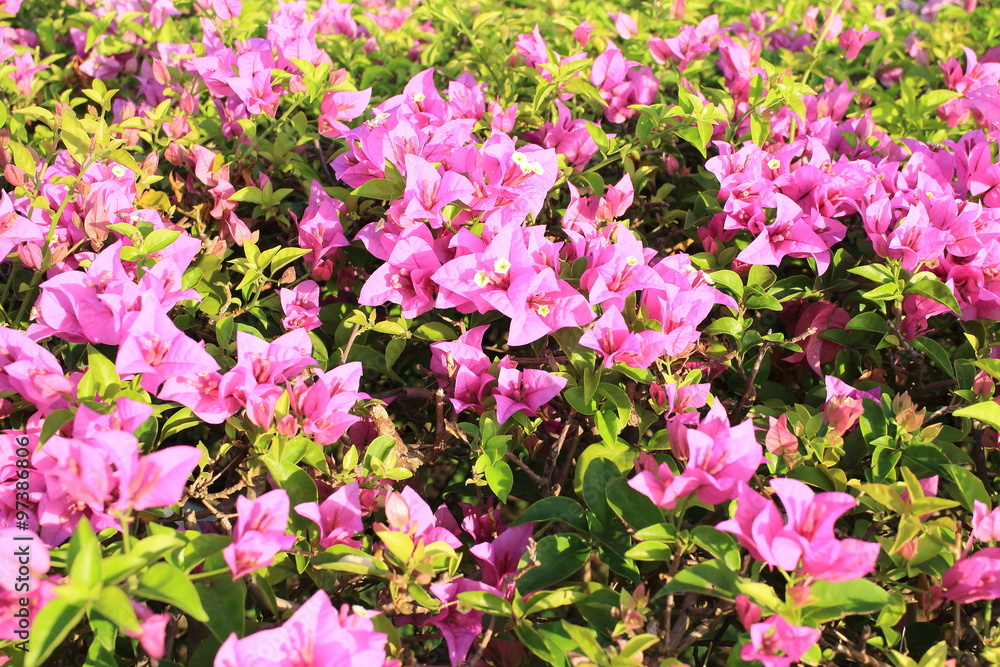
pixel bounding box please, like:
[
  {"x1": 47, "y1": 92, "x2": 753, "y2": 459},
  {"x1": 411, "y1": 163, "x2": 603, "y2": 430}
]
[{"x1": 3, "y1": 0, "x2": 1000, "y2": 665}]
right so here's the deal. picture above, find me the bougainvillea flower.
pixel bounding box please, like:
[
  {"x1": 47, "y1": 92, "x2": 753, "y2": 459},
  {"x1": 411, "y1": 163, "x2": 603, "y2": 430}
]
[
  {"x1": 628, "y1": 451, "x2": 700, "y2": 510},
  {"x1": 648, "y1": 14, "x2": 720, "y2": 70},
  {"x1": 159, "y1": 372, "x2": 241, "y2": 424},
  {"x1": 224, "y1": 490, "x2": 296, "y2": 579},
  {"x1": 280, "y1": 280, "x2": 322, "y2": 331},
  {"x1": 114, "y1": 446, "x2": 202, "y2": 512},
  {"x1": 839, "y1": 26, "x2": 879, "y2": 60},
  {"x1": 382, "y1": 486, "x2": 461, "y2": 549},
  {"x1": 823, "y1": 376, "x2": 880, "y2": 436},
  {"x1": 663, "y1": 401, "x2": 764, "y2": 505},
  {"x1": 117, "y1": 300, "x2": 219, "y2": 392},
  {"x1": 126, "y1": 601, "x2": 171, "y2": 660},
  {"x1": 295, "y1": 482, "x2": 364, "y2": 549},
  {"x1": 400, "y1": 154, "x2": 474, "y2": 225},
  {"x1": 943, "y1": 548, "x2": 1000, "y2": 603},
  {"x1": 782, "y1": 300, "x2": 850, "y2": 376},
  {"x1": 424, "y1": 578, "x2": 499, "y2": 667},
  {"x1": 579, "y1": 306, "x2": 668, "y2": 369},
  {"x1": 359, "y1": 224, "x2": 445, "y2": 318},
  {"x1": 289, "y1": 362, "x2": 368, "y2": 445},
  {"x1": 973, "y1": 501, "x2": 1000, "y2": 542},
  {"x1": 429, "y1": 325, "x2": 494, "y2": 412},
  {"x1": 740, "y1": 615, "x2": 821, "y2": 667},
  {"x1": 469, "y1": 523, "x2": 533, "y2": 591},
  {"x1": 492, "y1": 361, "x2": 568, "y2": 423},
  {"x1": 231, "y1": 329, "x2": 316, "y2": 389},
  {"x1": 318, "y1": 88, "x2": 373, "y2": 138},
  {"x1": 718, "y1": 478, "x2": 880, "y2": 582},
  {"x1": 215, "y1": 590, "x2": 390, "y2": 667},
  {"x1": 765, "y1": 414, "x2": 798, "y2": 457}
]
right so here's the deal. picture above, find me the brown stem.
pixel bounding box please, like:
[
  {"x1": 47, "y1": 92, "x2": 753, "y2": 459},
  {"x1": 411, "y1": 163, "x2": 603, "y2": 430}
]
[
  {"x1": 371, "y1": 387, "x2": 435, "y2": 401},
  {"x1": 553, "y1": 422, "x2": 584, "y2": 495},
  {"x1": 736, "y1": 327, "x2": 817, "y2": 421},
  {"x1": 544, "y1": 417, "x2": 574, "y2": 487},
  {"x1": 201, "y1": 480, "x2": 247, "y2": 502},
  {"x1": 462, "y1": 616, "x2": 497, "y2": 667},
  {"x1": 674, "y1": 614, "x2": 722, "y2": 654},
  {"x1": 341, "y1": 324, "x2": 362, "y2": 365},
  {"x1": 506, "y1": 450, "x2": 546, "y2": 487},
  {"x1": 821, "y1": 630, "x2": 891, "y2": 667},
  {"x1": 243, "y1": 574, "x2": 298, "y2": 615}
]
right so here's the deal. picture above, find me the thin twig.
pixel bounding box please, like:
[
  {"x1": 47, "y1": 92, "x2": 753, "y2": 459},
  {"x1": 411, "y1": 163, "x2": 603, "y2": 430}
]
[
  {"x1": 675, "y1": 614, "x2": 722, "y2": 654},
  {"x1": 544, "y1": 417, "x2": 574, "y2": 485},
  {"x1": 735, "y1": 327, "x2": 817, "y2": 421},
  {"x1": 462, "y1": 616, "x2": 497, "y2": 667},
  {"x1": 371, "y1": 387, "x2": 435, "y2": 401},
  {"x1": 341, "y1": 324, "x2": 362, "y2": 365},
  {"x1": 821, "y1": 630, "x2": 891, "y2": 667},
  {"x1": 506, "y1": 450, "x2": 546, "y2": 487}
]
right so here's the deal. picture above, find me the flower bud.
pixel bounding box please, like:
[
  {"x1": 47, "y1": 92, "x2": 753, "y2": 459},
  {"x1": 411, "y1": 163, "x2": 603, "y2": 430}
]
[{"x1": 974, "y1": 370, "x2": 994, "y2": 398}]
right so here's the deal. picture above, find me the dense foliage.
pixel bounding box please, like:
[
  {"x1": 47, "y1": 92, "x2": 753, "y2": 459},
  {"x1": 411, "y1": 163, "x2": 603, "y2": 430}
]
[{"x1": 3, "y1": 0, "x2": 1000, "y2": 665}]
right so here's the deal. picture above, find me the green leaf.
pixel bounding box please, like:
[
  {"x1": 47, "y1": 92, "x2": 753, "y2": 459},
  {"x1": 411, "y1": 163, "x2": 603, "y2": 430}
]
[
  {"x1": 918, "y1": 641, "x2": 948, "y2": 667},
  {"x1": 103, "y1": 532, "x2": 187, "y2": 584},
  {"x1": 658, "y1": 560, "x2": 739, "y2": 599},
  {"x1": 624, "y1": 541, "x2": 674, "y2": 561},
  {"x1": 620, "y1": 634, "x2": 660, "y2": 659},
  {"x1": 92, "y1": 586, "x2": 140, "y2": 633},
  {"x1": 633, "y1": 523, "x2": 679, "y2": 542},
  {"x1": 800, "y1": 578, "x2": 891, "y2": 625},
  {"x1": 703, "y1": 316, "x2": 744, "y2": 337},
  {"x1": 690, "y1": 526, "x2": 741, "y2": 571},
  {"x1": 516, "y1": 534, "x2": 591, "y2": 594},
  {"x1": 709, "y1": 270, "x2": 743, "y2": 298},
  {"x1": 485, "y1": 460, "x2": 513, "y2": 503},
  {"x1": 384, "y1": 337, "x2": 406, "y2": 369},
  {"x1": 412, "y1": 321, "x2": 456, "y2": 341},
  {"x1": 377, "y1": 530, "x2": 416, "y2": 562},
  {"x1": 263, "y1": 455, "x2": 317, "y2": 508},
  {"x1": 269, "y1": 248, "x2": 309, "y2": 272},
  {"x1": 169, "y1": 533, "x2": 231, "y2": 572},
  {"x1": 40, "y1": 409, "x2": 74, "y2": 445},
  {"x1": 845, "y1": 312, "x2": 888, "y2": 333},
  {"x1": 582, "y1": 457, "x2": 621, "y2": 529},
  {"x1": 750, "y1": 113, "x2": 770, "y2": 148},
  {"x1": 943, "y1": 464, "x2": 991, "y2": 512},
  {"x1": 606, "y1": 477, "x2": 662, "y2": 530},
  {"x1": 60, "y1": 113, "x2": 93, "y2": 164},
  {"x1": 863, "y1": 282, "x2": 902, "y2": 302},
  {"x1": 905, "y1": 279, "x2": 960, "y2": 315},
  {"x1": 68, "y1": 517, "x2": 103, "y2": 590},
  {"x1": 144, "y1": 229, "x2": 181, "y2": 254},
  {"x1": 194, "y1": 570, "x2": 246, "y2": 641},
  {"x1": 583, "y1": 121, "x2": 610, "y2": 154},
  {"x1": 159, "y1": 407, "x2": 202, "y2": 443},
  {"x1": 26, "y1": 585, "x2": 91, "y2": 667},
  {"x1": 522, "y1": 588, "x2": 588, "y2": 616},
  {"x1": 513, "y1": 497, "x2": 588, "y2": 532},
  {"x1": 78, "y1": 347, "x2": 120, "y2": 400},
  {"x1": 954, "y1": 400, "x2": 1000, "y2": 430},
  {"x1": 911, "y1": 336, "x2": 954, "y2": 378},
  {"x1": 457, "y1": 590, "x2": 512, "y2": 616},
  {"x1": 561, "y1": 621, "x2": 604, "y2": 660},
  {"x1": 312, "y1": 544, "x2": 390, "y2": 577},
  {"x1": 229, "y1": 186, "x2": 263, "y2": 203},
  {"x1": 86, "y1": 614, "x2": 118, "y2": 666},
  {"x1": 353, "y1": 178, "x2": 402, "y2": 200},
  {"x1": 135, "y1": 563, "x2": 208, "y2": 622},
  {"x1": 363, "y1": 434, "x2": 398, "y2": 471}
]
